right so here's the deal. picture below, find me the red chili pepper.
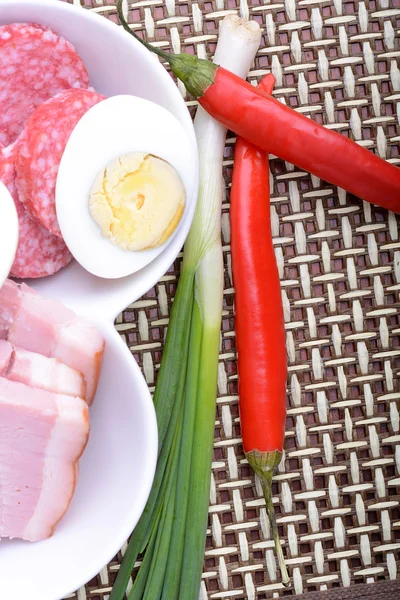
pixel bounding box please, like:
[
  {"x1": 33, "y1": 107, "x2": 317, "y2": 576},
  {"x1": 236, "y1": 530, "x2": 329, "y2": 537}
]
[
  {"x1": 201, "y1": 68, "x2": 400, "y2": 212},
  {"x1": 230, "y1": 73, "x2": 290, "y2": 587},
  {"x1": 116, "y1": 4, "x2": 400, "y2": 213}
]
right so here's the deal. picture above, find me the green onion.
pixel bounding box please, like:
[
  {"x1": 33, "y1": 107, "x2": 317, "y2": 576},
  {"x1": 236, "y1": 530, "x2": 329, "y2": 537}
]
[{"x1": 111, "y1": 7, "x2": 261, "y2": 600}]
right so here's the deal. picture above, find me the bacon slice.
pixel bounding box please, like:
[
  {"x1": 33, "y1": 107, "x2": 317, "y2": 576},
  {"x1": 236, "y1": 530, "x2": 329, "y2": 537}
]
[
  {"x1": 0, "y1": 341, "x2": 86, "y2": 398},
  {"x1": 0, "y1": 280, "x2": 104, "y2": 404},
  {"x1": 0, "y1": 340, "x2": 12, "y2": 374},
  {"x1": 0, "y1": 377, "x2": 89, "y2": 542}
]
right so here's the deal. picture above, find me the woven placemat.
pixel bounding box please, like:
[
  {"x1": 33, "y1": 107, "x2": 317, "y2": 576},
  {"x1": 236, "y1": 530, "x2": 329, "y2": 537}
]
[{"x1": 63, "y1": 0, "x2": 400, "y2": 598}]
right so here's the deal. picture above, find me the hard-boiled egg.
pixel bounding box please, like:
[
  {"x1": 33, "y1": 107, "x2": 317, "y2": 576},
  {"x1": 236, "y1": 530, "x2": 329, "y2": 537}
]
[
  {"x1": 0, "y1": 182, "x2": 18, "y2": 288},
  {"x1": 56, "y1": 95, "x2": 198, "y2": 279}
]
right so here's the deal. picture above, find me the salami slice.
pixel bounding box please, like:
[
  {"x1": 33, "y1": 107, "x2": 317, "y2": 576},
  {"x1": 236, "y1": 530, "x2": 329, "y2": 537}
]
[
  {"x1": 15, "y1": 88, "x2": 105, "y2": 238},
  {"x1": 0, "y1": 148, "x2": 72, "y2": 279},
  {"x1": 0, "y1": 23, "x2": 90, "y2": 147}
]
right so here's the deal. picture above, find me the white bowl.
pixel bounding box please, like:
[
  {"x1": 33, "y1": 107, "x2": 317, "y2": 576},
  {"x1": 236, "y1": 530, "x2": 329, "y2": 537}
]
[{"x1": 0, "y1": 2, "x2": 199, "y2": 599}]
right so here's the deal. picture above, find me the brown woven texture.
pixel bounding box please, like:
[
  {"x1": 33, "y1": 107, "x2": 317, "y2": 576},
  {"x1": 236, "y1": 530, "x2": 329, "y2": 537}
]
[{"x1": 63, "y1": 0, "x2": 400, "y2": 598}]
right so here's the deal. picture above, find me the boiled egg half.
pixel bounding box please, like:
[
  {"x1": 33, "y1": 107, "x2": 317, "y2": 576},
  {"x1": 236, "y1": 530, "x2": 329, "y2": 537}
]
[
  {"x1": 56, "y1": 95, "x2": 198, "y2": 279},
  {"x1": 0, "y1": 182, "x2": 18, "y2": 288}
]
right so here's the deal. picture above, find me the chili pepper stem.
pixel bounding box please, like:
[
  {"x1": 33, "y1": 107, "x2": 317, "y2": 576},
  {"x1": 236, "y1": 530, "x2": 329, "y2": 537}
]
[
  {"x1": 117, "y1": 0, "x2": 216, "y2": 98},
  {"x1": 245, "y1": 449, "x2": 290, "y2": 587}
]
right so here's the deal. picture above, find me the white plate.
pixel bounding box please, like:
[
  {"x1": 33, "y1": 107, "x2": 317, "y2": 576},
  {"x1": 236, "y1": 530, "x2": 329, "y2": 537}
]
[
  {"x1": 0, "y1": 323, "x2": 157, "y2": 600},
  {"x1": 0, "y1": 1, "x2": 199, "y2": 599}
]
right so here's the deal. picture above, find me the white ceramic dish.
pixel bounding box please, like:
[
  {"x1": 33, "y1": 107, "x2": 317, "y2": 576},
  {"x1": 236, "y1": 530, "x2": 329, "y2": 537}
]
[
  {"x1": 0, "y1": 183, "x2": 18, "y2": 288},
  {"x1": 0, "y1": 1, "x2": 199, "y2": 599}
]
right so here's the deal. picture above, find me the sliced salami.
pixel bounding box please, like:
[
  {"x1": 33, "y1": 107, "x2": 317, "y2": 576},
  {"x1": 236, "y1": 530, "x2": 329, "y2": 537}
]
[
  {"x1": 0, "y1": 23, "x2": 90, "y2": 147},
  {"x1": 15, "y1": 88, "x2": 105, "y2": 238},
  {"x1": 0, "y1": 148, "x2": 72, "y2": 279}
]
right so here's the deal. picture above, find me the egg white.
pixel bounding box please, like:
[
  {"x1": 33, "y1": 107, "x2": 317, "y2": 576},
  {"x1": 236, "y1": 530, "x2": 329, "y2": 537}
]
[
  {"x1": 0, "y1": 182, "x2": 18, "y2": 287},
  {"x1": 56, "y1": 95, "x2": 198, "y2": 279}
]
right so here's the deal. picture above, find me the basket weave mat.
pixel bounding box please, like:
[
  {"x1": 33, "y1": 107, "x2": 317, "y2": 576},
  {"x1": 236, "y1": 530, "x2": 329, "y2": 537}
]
[{"x1": 63, "y1": 0, "x2": 400, "y2": 598}]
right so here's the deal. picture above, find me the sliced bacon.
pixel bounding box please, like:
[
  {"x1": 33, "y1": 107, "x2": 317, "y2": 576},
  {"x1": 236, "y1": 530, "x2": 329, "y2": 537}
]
[
  {"x1": 0, "y1": 377, "x2": 89, "y2": 541},
  {"x1": 0, "y1": 279, "x2": 104, "y2": 404},
  {"x1": 0, "y1": 341, "x2": 86, "y2": 398}
]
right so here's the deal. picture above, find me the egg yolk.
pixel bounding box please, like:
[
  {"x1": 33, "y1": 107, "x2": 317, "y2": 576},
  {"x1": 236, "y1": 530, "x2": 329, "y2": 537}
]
[{"x1": 89, "y1": 152, "x2": 186, "y2": 252}]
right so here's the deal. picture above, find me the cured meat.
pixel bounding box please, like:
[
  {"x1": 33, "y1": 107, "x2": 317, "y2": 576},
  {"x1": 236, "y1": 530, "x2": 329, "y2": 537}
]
[
  {"x1": 0, "y1": 23, "x2": 89, "y2": 147},
  {"x1": 0, "y1": 340, "x2": 86, "y2": 398},
  {"x1": 52, "y1": 320, "x2": 104, "y2": 407},
  {"x1": 0, "y1": 145, "x2": 16, "y2": 194},
  {"x1": 11, "y1": 196, "x2": 73, "y2": 279},
  {"x1": 0, "y1": 377, "x2": 89, "y2": 542},
  {"x1": 0, "y1": 280, "x2": 105, "y2": 405},
  {"x1": 15, "y1": 88, "x2": 105, "y2": 237},
  {"x1": 0, "y1": 147, "x2": 72, "y2": 279},
  {"x1": 0, "y1": 279, "x2": 20, "y2": 337},
  {"x1": 8, "y1": 346, "x2": 86, "y2": 398},
  {"x1": 0, "y1": 340, "x2": 12, "y2": 375}
]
